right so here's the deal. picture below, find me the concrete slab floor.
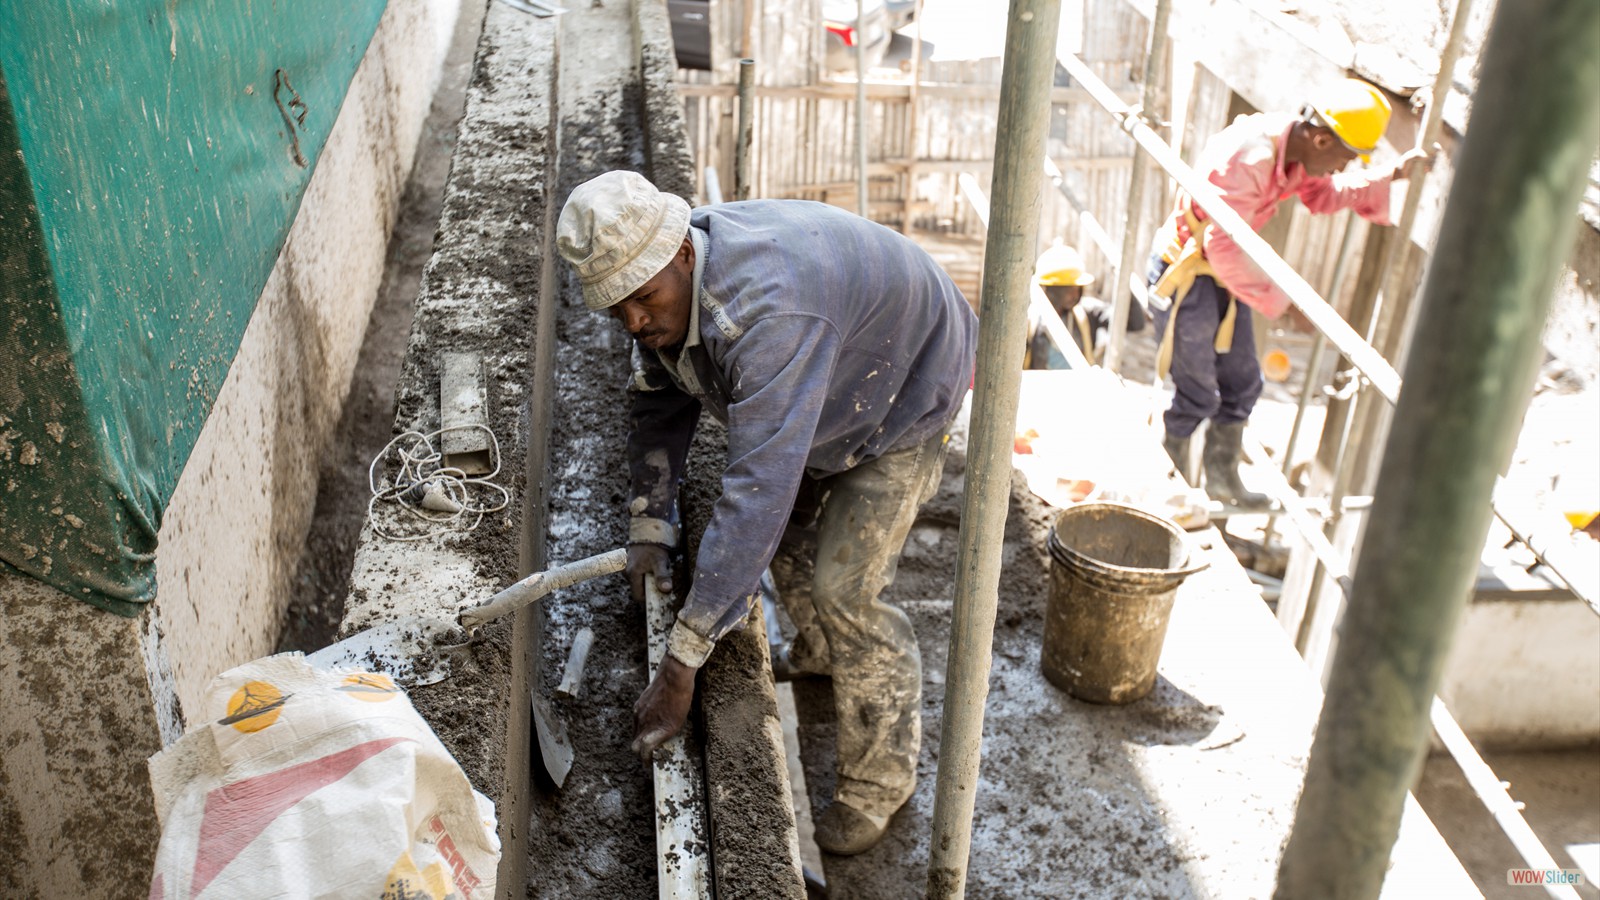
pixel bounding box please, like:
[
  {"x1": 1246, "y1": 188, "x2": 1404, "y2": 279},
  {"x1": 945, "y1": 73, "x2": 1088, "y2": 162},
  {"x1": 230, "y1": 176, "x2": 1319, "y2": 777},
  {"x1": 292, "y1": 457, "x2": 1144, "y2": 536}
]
[
  {"x1": 788, "y1": 371, "x2": 1476, "y2": 898},
  {"x1": 1415, "y1": 748, "x2": 1600, "y2": 900}
]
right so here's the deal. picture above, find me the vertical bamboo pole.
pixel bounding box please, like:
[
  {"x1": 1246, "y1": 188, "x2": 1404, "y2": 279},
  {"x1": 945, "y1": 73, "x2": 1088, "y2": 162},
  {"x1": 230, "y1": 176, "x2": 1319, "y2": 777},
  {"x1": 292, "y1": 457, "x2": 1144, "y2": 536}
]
[
  {"x1": 925, "y1": 0, "x2": 1062, "y2": 896},
  {"x1": 901, "y1": 0, "x2": 925, "y2": 234},
  {"x1": 1103, "y1": 0, "x2": 1170, "y2": 373},
  {"x1": 855, "y1": 0, "x2": 869, "y2": 216},
  {"x1": 736, "y1": 59, "x2": 756, "y2": 201},
  {"x1": 1274, "y1": 2, "x2": 1600, "y2": 896}
]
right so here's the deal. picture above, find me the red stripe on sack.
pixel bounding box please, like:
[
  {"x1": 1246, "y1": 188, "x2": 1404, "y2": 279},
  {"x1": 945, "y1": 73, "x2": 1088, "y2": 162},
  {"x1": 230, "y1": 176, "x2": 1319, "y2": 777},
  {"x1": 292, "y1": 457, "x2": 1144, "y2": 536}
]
[{"x1": 190, "y1": 737, "x2": 412, "y2": 896}]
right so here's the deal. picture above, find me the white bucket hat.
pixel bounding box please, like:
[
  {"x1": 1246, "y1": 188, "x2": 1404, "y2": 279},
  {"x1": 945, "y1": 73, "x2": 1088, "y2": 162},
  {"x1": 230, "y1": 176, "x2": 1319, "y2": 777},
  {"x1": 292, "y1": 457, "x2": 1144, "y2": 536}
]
[{"x1": 556, "y1": 171, "x2": 692, "y2": 310}]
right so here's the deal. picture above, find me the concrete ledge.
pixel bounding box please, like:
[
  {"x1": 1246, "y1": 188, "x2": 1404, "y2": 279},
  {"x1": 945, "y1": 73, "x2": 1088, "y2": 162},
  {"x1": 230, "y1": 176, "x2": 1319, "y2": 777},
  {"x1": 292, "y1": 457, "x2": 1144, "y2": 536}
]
[
  {"x1": 1440, "y1": 597, "x2": 1600, "y2": 749},
  {"x1": 337, "y1": 5, "x2": 558, "y2": 897},
  {"x1": 156, "y1": 0, "x2": 464, "y2": 717}
]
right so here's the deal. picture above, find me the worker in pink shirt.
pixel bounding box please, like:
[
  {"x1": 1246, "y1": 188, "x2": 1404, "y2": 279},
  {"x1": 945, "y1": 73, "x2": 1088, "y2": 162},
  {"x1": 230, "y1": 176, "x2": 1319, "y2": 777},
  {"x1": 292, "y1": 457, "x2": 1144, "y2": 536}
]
[{"x1": 1147, "y1": 78, "x2": 1432, "y2": 507}]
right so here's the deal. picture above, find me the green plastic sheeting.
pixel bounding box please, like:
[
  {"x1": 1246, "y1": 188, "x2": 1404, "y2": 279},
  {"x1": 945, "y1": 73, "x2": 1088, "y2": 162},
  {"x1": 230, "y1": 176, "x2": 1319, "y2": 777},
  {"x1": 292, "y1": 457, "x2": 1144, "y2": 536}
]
[{"x1": 0, "y1": 1, "x2": 389, "y2": 614}]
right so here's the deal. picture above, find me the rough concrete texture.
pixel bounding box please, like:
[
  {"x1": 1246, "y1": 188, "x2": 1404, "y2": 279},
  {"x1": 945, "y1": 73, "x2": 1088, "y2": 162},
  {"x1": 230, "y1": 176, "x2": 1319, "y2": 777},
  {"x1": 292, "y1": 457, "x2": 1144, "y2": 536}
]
[
  {"x1": 153, "y1": 0, "x2": 464, "y2": 718},
  {"x1": 0, "y1": 576, "x2": 169, "y2": 897},
  {"x1": 791, "y1": 375, "x2": 1477, "y2": 898},
  {"x1": 337, "y1": 4, "x2": 557, "y2": 896}
]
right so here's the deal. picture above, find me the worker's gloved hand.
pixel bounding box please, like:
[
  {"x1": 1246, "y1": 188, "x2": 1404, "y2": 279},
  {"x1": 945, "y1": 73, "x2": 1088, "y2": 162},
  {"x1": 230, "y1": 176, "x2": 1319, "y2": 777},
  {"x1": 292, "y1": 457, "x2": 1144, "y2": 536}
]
[
  {"x1": 1389, "y1": 142, "x2": 1441, "y2": 181},
  {"x1": 632, "y1": 654, "x2": 696, "y2": 762},
  {"x1": 627, "y1": 543, "x2": 674, "y2": 603}
]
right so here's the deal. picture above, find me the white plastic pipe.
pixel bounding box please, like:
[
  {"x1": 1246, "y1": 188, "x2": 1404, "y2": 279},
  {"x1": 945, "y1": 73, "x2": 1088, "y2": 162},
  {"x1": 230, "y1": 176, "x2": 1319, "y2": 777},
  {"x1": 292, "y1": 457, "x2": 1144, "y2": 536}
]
[
  {"x1": 645, "y1": 580, "x2": 711, "y2": 899},
  {"x1": 459, "y1": 548, "x2": 626, "y2": 626},
  {"x1": 555, "y1": 627, "x2": 595, "y2": 698}
]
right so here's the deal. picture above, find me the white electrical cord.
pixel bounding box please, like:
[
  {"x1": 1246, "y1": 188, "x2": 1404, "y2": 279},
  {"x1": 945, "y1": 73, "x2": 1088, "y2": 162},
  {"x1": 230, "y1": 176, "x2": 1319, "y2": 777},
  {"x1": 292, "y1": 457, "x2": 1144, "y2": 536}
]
[{"x1": 367, "y1": 424, "x2": 511, "y2": 542}]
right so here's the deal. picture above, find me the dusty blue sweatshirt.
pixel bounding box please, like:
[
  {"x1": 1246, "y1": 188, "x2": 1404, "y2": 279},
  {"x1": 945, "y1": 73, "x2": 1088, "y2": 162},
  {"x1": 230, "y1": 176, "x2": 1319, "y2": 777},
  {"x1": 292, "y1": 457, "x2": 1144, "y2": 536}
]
[{"x1": 625, "y1": 199, "x2": 976, "y2": 666}]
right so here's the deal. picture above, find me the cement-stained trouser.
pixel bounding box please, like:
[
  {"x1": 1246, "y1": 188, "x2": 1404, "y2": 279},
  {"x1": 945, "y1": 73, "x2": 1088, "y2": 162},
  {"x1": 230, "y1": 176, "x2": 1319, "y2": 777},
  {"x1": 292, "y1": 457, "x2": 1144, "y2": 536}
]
[
  {"x1": 769, "y1": 429, "x2": 949, "y2": 818},
  {"x1": 1148, "y1": 256, "x2": 1264, "y2": 438}
]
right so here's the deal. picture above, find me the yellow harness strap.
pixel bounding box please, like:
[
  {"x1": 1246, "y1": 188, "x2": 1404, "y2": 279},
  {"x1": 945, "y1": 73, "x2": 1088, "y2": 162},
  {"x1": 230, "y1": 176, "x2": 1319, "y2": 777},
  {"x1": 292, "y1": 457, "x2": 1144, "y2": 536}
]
[{"x1": 1153, "y1": 202, "x2": 1238, "y2": 380}]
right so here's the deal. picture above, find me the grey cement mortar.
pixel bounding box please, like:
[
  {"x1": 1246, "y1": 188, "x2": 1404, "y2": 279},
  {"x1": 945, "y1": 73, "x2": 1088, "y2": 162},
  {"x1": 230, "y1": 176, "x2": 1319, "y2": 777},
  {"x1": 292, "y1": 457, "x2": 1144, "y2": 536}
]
[
  {"x1": 282, "y1": 0, "x2": 488, "y2": 655},
  {"x1": 518, "y1": 2, "x2": 803, "y2": 897},
  {"x1": 521, "y1": 3, "x2": 661, "y2": 896},
  {"x1": 330, "y1": 0, "x2": 803, "y2": 895}
]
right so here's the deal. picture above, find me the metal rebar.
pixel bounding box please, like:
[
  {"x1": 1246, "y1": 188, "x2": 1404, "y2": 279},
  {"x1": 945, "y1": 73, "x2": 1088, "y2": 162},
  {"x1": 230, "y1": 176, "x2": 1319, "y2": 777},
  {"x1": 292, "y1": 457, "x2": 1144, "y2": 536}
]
[
  {"x1": 735, "y1": 59, "x2": 756, "y2": 201},
  {"x1": 926, "y1": 0, "x2": 1062, "y2": 895},
  {"x1": 855, "y1": 0, "x2": 869, "y2": 217},
  {"x1": 1274, "y1": 1, "x2": 1600, "y2": 894},
  {"x1": 1103, "y1": 0, "x2": 1170, "y2": 374}
]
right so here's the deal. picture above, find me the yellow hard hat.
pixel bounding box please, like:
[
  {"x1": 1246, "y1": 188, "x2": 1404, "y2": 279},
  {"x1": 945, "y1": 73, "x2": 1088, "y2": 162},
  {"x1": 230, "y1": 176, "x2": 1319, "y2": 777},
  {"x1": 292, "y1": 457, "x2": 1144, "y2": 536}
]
[
  {"x1": 1035, "y1": 244, "x2": 1095, "y2": 287},
  {"x1": 1306, "y1": 79, "x2": 1392, "y2": 163}
]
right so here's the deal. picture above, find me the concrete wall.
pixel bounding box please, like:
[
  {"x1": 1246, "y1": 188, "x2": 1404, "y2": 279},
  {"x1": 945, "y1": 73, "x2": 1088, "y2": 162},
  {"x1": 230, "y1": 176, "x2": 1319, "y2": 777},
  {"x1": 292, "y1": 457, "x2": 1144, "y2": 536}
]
[
  {"x1": 155, "y1": 0, "x2": 463, "y2": 717},
  {"x1": 1440, "y1": 599, "x2": 1600, "y2": 749},
  {"x1": 0, "y1": 1, "x2": 461, "y2": 895}
]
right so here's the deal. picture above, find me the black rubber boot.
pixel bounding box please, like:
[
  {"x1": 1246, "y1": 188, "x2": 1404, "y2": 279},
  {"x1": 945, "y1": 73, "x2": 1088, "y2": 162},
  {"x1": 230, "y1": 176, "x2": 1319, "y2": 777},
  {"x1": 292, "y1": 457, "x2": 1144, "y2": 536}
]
[
  {"x1": 1163, "y1": 431, "x2": 1193, "y2": 484},
  {"x1": 1202, "y1": 421, "x2": 1270, "y2": 509}
]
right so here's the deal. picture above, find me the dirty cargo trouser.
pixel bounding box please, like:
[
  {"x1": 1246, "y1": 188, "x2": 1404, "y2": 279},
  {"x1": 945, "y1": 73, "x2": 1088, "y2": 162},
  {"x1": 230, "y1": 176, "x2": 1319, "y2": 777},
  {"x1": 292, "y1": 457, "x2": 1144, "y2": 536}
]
[
  {"x1": 769, "y1": 428, "x2": 949, "y2": 818},
  {"x1": 1148, "y1": 255, "x2": 1263, "y2": 438}
]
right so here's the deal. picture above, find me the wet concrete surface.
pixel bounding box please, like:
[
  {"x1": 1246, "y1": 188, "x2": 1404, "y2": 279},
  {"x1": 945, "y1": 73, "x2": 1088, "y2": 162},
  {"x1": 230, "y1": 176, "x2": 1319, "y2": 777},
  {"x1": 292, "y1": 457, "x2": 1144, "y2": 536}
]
[{"x1": 790, "y1": 374, "x2": 1478, "y2": 898}]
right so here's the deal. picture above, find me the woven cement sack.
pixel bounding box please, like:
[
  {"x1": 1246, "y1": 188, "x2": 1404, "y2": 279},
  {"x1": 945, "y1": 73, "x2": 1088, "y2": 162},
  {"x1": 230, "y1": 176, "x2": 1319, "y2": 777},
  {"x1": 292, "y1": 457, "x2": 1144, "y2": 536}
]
[{"x1": 148, "y1": 653, "x2": 499, "y2": 899}]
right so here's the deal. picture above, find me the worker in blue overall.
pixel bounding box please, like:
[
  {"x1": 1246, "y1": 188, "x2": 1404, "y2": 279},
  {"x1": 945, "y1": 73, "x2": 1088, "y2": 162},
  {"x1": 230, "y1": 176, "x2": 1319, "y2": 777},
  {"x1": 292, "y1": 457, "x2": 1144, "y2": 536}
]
[{"x1": 556, "y1": 171, "x2": 977, "y2": 855}]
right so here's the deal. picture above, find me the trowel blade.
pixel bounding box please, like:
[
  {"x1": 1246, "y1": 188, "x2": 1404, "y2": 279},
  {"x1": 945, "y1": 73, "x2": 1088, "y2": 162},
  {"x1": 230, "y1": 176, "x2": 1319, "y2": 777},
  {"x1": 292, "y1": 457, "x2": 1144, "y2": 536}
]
[
  {"x1": 306, "y1": 616, "x2": 459, "y2": 686},
  {"x1": 532, "y1": 692, "x2": 575, "y2": 788}
]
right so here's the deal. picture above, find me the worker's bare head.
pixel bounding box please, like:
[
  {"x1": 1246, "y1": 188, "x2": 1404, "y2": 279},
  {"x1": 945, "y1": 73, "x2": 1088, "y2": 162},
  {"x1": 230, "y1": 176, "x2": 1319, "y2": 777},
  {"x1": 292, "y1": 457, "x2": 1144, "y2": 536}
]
[
  {"x1": 556, "y1": 171, "x2": 695, "y2": 350},
  {"x1": 1291, "y1": 79, "x2": 1393, "y2": 178}
]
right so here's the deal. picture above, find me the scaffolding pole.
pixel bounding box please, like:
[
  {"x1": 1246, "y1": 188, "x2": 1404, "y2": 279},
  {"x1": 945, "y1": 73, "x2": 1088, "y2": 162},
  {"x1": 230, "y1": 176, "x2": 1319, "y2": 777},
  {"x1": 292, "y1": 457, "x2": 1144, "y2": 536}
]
[
  {"x1": 1371, "y1": 0, "x2": 1477, "y2": 365},
  {"x1": 926, "y1": 0, "x2": 1061, "y2": 895},
  {"x1": 735, "y1": 59, "x2": 756, "y2": 201},
  {"x1": 1103, "y1": 0, "x2": 1170, "y2": 374},
  {"x1": 855, "y1": 0, "x2": 868, "y2": 216},
  {"x1": 1273, "y1": 1, "x2": 1600, "y2": 895}
]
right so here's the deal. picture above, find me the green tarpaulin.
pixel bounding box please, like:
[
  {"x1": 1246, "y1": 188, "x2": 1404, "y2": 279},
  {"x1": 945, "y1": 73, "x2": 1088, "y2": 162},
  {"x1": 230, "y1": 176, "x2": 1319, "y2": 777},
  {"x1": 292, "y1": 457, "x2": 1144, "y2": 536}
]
[{"x1": 0, "y1": 0, "x2": 389, "y2": 614}]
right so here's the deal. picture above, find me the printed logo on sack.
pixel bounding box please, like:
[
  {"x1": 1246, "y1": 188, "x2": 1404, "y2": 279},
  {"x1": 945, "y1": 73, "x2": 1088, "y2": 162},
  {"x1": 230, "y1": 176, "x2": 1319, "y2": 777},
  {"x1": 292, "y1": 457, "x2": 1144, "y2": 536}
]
[
  {"x1": 220, "y1": 681, "x2": 287, "y2": 733},
  {"x1": 339, "y1": 672, "x2": 401, "y2": 703}
]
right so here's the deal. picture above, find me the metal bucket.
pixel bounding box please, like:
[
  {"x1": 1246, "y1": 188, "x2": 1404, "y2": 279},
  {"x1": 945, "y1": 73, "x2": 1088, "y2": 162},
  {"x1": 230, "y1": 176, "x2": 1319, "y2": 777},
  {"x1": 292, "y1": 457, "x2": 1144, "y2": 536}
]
[{"x1": 1042, "y1": 502, "x2": 1208, "y2": 704}]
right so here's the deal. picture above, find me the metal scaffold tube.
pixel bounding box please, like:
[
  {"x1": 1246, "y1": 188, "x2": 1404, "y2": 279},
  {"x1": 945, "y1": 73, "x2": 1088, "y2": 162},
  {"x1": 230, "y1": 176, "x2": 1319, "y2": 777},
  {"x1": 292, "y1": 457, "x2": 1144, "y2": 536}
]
[
  {"x1": 1273, "y1": 0, "x2": 1600, "y2": 895},
  {"x1": 926, "y1": 0, "x2": 1061, "y2": 896},
  {"x1": 1103, "y1": 0, "x2": 1170, "y2": 374}
]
